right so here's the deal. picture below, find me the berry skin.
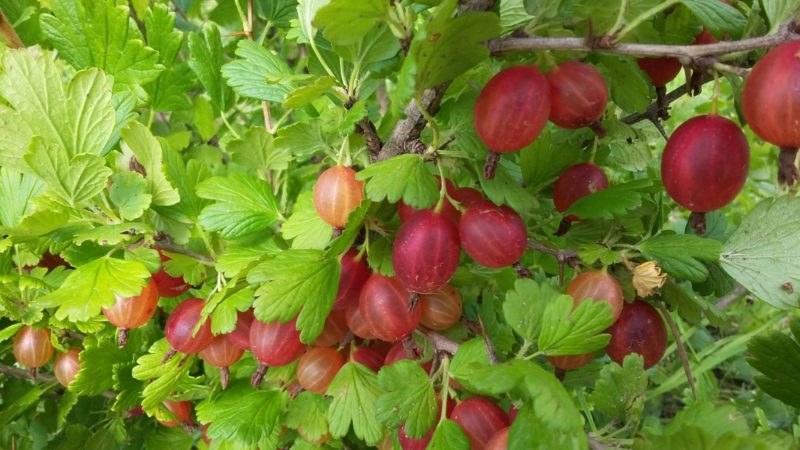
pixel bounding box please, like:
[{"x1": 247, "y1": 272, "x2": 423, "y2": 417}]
[
  {"x1": 315, "y1": 309, "x2": 349, "y2": 347},
  {"x1": 164, "y1": 298, "x2": 214, "y2": 355},
  {"x1": 452, "y1": 397, "x2": 510, "y2": 450},
  {"x1": 333, "y1": 249, "x2": 371, "y2": 310},
  {"x1": 474, "y1": 66, "x2": 551, "y2": 153},
  {"x1": 152, "y1": 249, "x2": 190, "y2": 298},
  {"x1": 103, "y1": 279, "x2": 160, "y2": 347},
  {"x1": 661, "y1": 115, "x2": 749, "y2": 212},
  {"x1": 546, "y1": 61, "x2": 609, "y2": 130},
  {"x1": 313, "y1": 165, "x2": 364, "y2": 228},
  {"x1": 637, "y1": 57, "x2": 682, "y2": 87},
  {"x1": 159, "y1": 401, "x2": 192, "y2": 428},
  {"x1": 199, "y1": 334, "x2": 244, "y2": 389},
  {"x1": 296, "y1": 347, "x2": 344, "y2": 394},
  {"x1": 397, "y1": 177, "x2": 461, "y2": 224},
  {"x1": 228, "y1": 309, "x2": 255, "y2": 350},
  {"x1": 392, "y1": 210, "x2": 460, "y2": 294},
  {"x1": 54, "y1": 348, "x2": 81, "y2": 388},
  {"x1": 12, "y1": 326, "x2": 54, "y2": 370},
  {"x1": 485, "y1": 427, "x2": 510, "y2": 450},
  {"x1": 606, "y1": 301, "x2": 668, "y2": 369},
  {"x1": 552, "y1": 163, "x2": 608, "y2": 220},
  {"x1": 359, "y1": 274, "x2": 421, "y2": 342},
  {"x1": 249, "y1": 318, "x2": 306, "y2": 367},
  {"x1": 419, "y1": 284, "x2": 463, "y2": 331},
  {"x1": 458, "y1": 200, "x2": 527, "y2": 269},
  {"x1": 347, "y1": 346, "x2": 384, "y2": 372}
]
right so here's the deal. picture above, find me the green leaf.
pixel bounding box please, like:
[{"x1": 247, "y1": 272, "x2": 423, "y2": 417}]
[
  {"x1": 71, "y1": 337, "x2": 130, "y2": 396},
  {"x1": 314, "y1": 0, "x2": 389, "y2": 46},
  {"x1": 120, "y1": 122, "x2": 180, "y2": 207},
  {"x1": 427, "y1": 419, "x2": 471, "y2": 450},
  {"x1": 0, "y1": 323, "x2": 24, "y2": 343},
  {"x1": 144, "y1": 427, "x2": 194, "y2": 450},
  {"x1": 0, "y1": 384, "x2": 53, "y2": 426},
  {"x1": 0, "y1": 168, "x2": 43, "y2": 227},
  {"x1": 538, "y1": 294, "x2": 614, "y2": 356},
  {"x1": 720, "y1": 196, "x2": 800, "y2": 309},
  {"x1": 762, "y1": 0, "x2": 800, "y2": 32},
  {"x1": 503, "y1": 278, "x2": 561, "y2": 342},
  {"x1": 249, "y1": 249, "x2": 339, "y2": 343},
  {"x1": 109, "y1": 172, "x2": 152, "y2": 220},
  {"x1": 591, "y1": 354, "x2": 648, "y2": 419},
  {"x1": 283, "y1": 76, "x2": 337, "y2": 109},
  {"x1": 478, "y1": 163, "x2": 536, "y2": 213},
  {"x1": 196, "y1": 381, "x2": 289, "y2": 444},
  {"x1": 210, "y1": 287, "x2": 255, "y2": 335},
  {"x1": 519, "y1": 128, "x2": 582, "y2": 191},
  {"x1": 327, "y1": 362, "x2": 386, "y2": 446},
  {"x1": 662, "y1": 281, "x2": 728, "y2": 327},
  {"x1": 356, "y1": 154, "x2": 438, "y2": 208},
  {"x1": 187, "y1": 26, "x2": 233, "y2": 111},
  {"x1": 38, "y1": 256, "x2": 150, "y2": 322},
  {"x1": 225, "y1": 126, "x2": 291, "y2": 173},
  {"x1": 162, "y1": 252, "x2": 208, "y2": 286},
  {"x1": 567, "y1": 179, "x2": 655, "y2": 220},
  {"x1": 597, "y1": 55, "x2": 652, "y2": 113},
  {"x1": 281, "y1": 191, "x2": 333, "y2": 250},
  {"x1": 639, "y1": 233, "x2": 722, "y2": 282},
  {"x1": 40, "y1": 0, "x2": 162, "y2": 99},
  {"x1": 274, "y1": 122, "x2": 331, "y2": 159},
  {"x1": 196, "y1": 173, "x2": 282, "y2": 239},
  {"x1": 285, "y1": 392, "x2": 331, "y2": 443},
  {"x1": 162, "y1": 146, "x2": 211, "y2": 220},
  {"x1": 334, "y1": 23, "x2": 401, "y2": 66},
  {"x1": 450, "y1": 338, "x2": 491, "y2": 383},
  {"x1": 747, "y1": 318, "x2": 800, "y2": 409},
  {"x1": 143, "y1": 4, "x2": 193, "y2": 112},
  {"x1": 221, "y1": 40, "x2": 295, "y2": 103},
  {"x1": 74, "y1": 222, "x2": 151, "y2": 246},
  {"x1": 131, "y1": 339, "x2": 199, "y2": 411},
  {"x1": 376, "y1": 361, "x2": 438, "y2": 438},
  {"x1": 454, "y1": 360, "x2": 528, "y2": 396},
  {"x1": 680, "y1": 0, "x2": 747, "y2": 39}
]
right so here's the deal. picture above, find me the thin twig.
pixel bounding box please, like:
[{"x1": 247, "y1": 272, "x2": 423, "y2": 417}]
[
  {"x1": 0, "y1": 7, "x2": 24, "y2": 48},
  {"x1": 153, "y1": 235, "x2": 216, "y2": 266},
  {"x1": 421, "y1": 330, "x2": 460, "y2": 355},
  {"x1": 656, "y1": 302, "x2": 697, "y2": 401},
  {"x1": 714, "y1": 283, "x2": 748, "y2": 309},
  {"x1": 0, "y1": 364, "x2": 116, "y2": 399},
  {"x1": 477, "y1": 317, "x2": 498, "y2": 365}
]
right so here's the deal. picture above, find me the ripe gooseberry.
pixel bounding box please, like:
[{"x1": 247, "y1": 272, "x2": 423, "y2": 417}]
[
  {"x1": 296, "y1": 347, "x2": 344, "y2": 394},
  {"x1": 199, "y1": 334, "x2": 244, "y2": 389},
  {"x1": 164, "y1": 298, "x2": 214, "y2": 360},
  {"x1": 486, "y1": 427, "x2": 510, "y2": 450},
  {"x1": 450, "y1": 187, "x2": 486, "y2": 209},
  {"x1": 359, "y1": 274, "x2": 421, "y2": 342},
  {"x1": 661, "y1": 115, "x2": 749, "y2": 229},
  {"x1": 552, "y1": 163, "x2": 609, "y2": 221},
  {"x1": 452, "y1": 397, "x2": 510, "y2": 450},
  {"x1": 348, "y1": 346, "x2": 384, "y2": 372},
  {"x1": 54, "y1": 348, "x2": 81, "y2": 388},
  {"x1": 152, "y1": 249, "x2": 190, "y2": 298},
  {"x1": 315, "y1": 309, "x2": 350, "y2": 347},
  {"x1": 743, "y1": 40, "x2": 800, "y2": 185},
  {"x1": 474, "y1": 66, "x2": 550, "y2": 179},
  {"x1": 345, "y1": 305, "x2": 376, "y2": 340},
  {"x1": 459, "y1": 200, "x2": 527, "y2": 269},
  {"x1": 546, "y1": 61, "x2": 609, "y2": 135},
  {"x1": 227, "y1": 309, "x2": 254, "y2": 350},
  {"x1": 160, "y1": 401, "x2": 192, "y2": 428},
  {"x1": 313, "y1": 165, "x2": 364, "y2": 229},
  {"x1": 334, "y1": 249, "x2": 371, "y2": 310},
  {"x1": 637, "y1": 57, "x2": 682, "y2": 117},
  {"x1": 103, "y1": 279, "x2": 159, "y2": 347},
  {"x1": 393, "y1": 210, "x2": 460, "y2": 294},
  {"x1": 606, "y1": 301, "x2": 667, "y2": 369},
  {"x1": 12, "y1": 326, "x2": 54, "y2": 377},
  {"x1": 419, "y1": 284, "x2": 463, "y2": 330},
  {"x1": 397, "y1": 177, "x2": 461, "y2": 224},
  {"x1": 249, "y1": 318, "x2": 306, "y2": 387}
]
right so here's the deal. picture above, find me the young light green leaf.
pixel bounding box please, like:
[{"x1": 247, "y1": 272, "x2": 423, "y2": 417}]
[
  {"x1": 196, "y1": 173, "x2": 282, "y2": 239},
  {"x1": 162, "y1": 252, "x2": 208, "y2": 286},
  {"x1": 427, "y1": 419, "x2": 471, "y2": 450},
  {"x1": 590, "y1": 354, "x2": 648, "y2": 419},
  {"x1": 143, "y1": 4, "x2": 193, "y2": 112},
  {"x1": 248, "y1": 249, "x2": 339, "y2": 343},
  {"x1": 221, "y1": 40, "x2": 295, "y2": 103},
  {"x1": 162, "y1": 147, "x2": 211, "y2": 220},
  {"x1": 503, "y1": 278, "x2": 561, "y2": 342},
  {"x1": 538, "y1": 294, "x2": 614, "y2": 356},
  {"x1": 281, "y1": 191, "x2": 333, "y2": 250},
  {"x1": 225, "y1": 127, "x2": 291, "y2": 173},
  {"x1": 314, "y1": 0, "x2": 390, "y2": 46},
  {"x1": 356, "y1": 154, "x2": 438, "y2": 208},
  {"x1": 38, "y1": 256, "x2": 150, "y2": 322},
  {"x1": 73, "y1": 222, "x2": 151, "y2": 246},
  {"x1": 131, "y1": 339, "x2": 199, "y2": 411},
  {"x1": 285, "y1": 392, "x2": 331, "y2": 443},
  {"x1": 273, "y1": 122, "x2": 331, "y2": 159},
  {"x1": 0, "y1": 323, "x2": 24, "y2": 343},
  {"x1": 640, "y1": 233, "x2": 722, "y2": 282},
  {"x1": 109, "y1": 172, "x2": 152, "y2": 220},
  {"x1": 196, "y1": 382, "x2": 289, "y2": 444},
  {"x1": 210, "y1": 287, "x2": 255, "y2": 335},
  {"x1": 376, "y1": 361, "x2": 438, "y2": 438},
  {"x1": 0, "y1": 168, "x2": 43, "y2": 227},
  {"x1": 450, "y1": 338, "x2": 491, "y2": 383},
  {"x1": 120, "y1": 122, "x2": 180, "y2": 207},
  {"x1": 187, "y1": 26, "x2": 233, "y2": 111},
  {"x1": 283, "y1": 76, "x2": 337, "y2": 109},
  {"x1": 478, "y1": 162, "x2": 536, "y2": 213},
  {"x1": 720, "y1": 195, "x2": 800, "y2": 309},
  {"x1": 71, "y1": 337, "x2": 131, "y2": 396},
  {"x1": 327, "y1": 362, "x2": 386, "y2": 446}
]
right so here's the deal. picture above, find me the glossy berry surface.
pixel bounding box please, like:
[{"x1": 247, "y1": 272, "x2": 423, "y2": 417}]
[
  {"x1": 637, "y1": 57, "x2": 682, "y2": 87},
  {"x1": 152, "y1": 249, "x2": 190, "y2": 298},
  {"x1": 13, "y1": 326, "x2": 54, "y2": 369},
  {"x1": 419, "y1": 285, "x2": 463, "y2": 330},
  {"x1": 345, "y1": 305, "x2": 377, "y2": 340},
  {"x1": 313, "y1": 165, "x2": 364, "y2": 228},
  {"x1": 661, "y1": 115, "x2": 749, "y2": 212},
  {"x1": 384, "y1": 343, "x2": 433, "y2": 374},
  {"x1": 160, "y1": 401, "x2": 192, "y2": 427},
  {"x1": 459, "y1": 200, "x2": 527, "y2": 268},
  {"x1": 452, "y1": 397, "x2": 510, "y2": 450},
  {"x1": 606, "y1": 301, "x2": 668, "y2": 369},
  {"x1": 103, "y1": 279, "x2": 159, "y2": 330},
  {"x1": 399, "y1": 427, "x2": 433, "y2": 450},
  {"x1": 474, "y1": 66, "x2": 551, "y2": 153},
  {"x1": 359, "y1": 274, "x2": 421, "y2": 342},
  {"x1": 743, "y1": 41, "x2": 800, "y2": 149},
  {"x1": 552, "y1": 163, "x2": 609, "y2": 216},
  {"x1": 567, "y1": 271, "x2": 625, "y2": 321},
  {"x1": 397, "y1": 177, "x2": 460, "y2": 224},
  {"x1": 296, "y1": 347, "x2": 344, "y2": 394},
  {"x1": 54, "y1": 348, "x2": 81, "y2": 388},
  {"x1": 393, "y1": 210, "x2": 460, "y2": 293},
  {"x1": 164, "y1": 298, "x2": 214, "y2": 354},
  {"x1": 547, "y1": 61, "x2": 609, "y2": 129},
  {"x1": 451, "y1": 187, "x2": 485, "y2": 208},
  {"x1": 486, "y1": 427, "x2": 510, "y2": 450},
  {"x1": 548, "y1": 353, "x2": 595, "y2": 371},
  {"x1": 693, "y1": 28, "x2": 718, "y2": 45},
  {"x1": 228, "y1": 309, "x2": 254, "y2": 350},
  {"x1": 315, "y1": 309, "x2": 349, "y2": 347},
  {"x1": 348, "y1": 346, "x2": 384, "y2": 372},
  {"x1": 199, "y1": 334, "x2": 244, "y2": 368},
  {"x1": 250, "y1": 319, "x2": 306, "y2": 366},
  {"x1": 334, "y1": 249, "x2": 371, "y2": 310}
]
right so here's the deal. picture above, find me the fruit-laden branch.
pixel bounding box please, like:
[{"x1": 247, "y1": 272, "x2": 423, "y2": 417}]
[
  {"x1": 0, "y1": 7, "x2": 24, "y2": 48},
  {"x1": 487, "y1": 22, "x2": 800, "y2": 58}
]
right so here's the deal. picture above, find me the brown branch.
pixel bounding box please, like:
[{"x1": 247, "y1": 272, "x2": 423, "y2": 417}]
[
  {"x1": 357, "y1": 118, "x2": 382, "y2": 157},
  {"x1": 0, "y1": 7, "x2": 24, "y2": 48},
  {"x1": 656, "y1": 302, "x2": 697, "y2": 401},
  {"x1": 421, "y1": 330, "x2": 460, "y2": 355},
  {"x1": 714, "y1": 283, "x2": 748, "y2": 309},
  {"x1": 527, "y1": 239, "x2": 579, "y2": 285}
]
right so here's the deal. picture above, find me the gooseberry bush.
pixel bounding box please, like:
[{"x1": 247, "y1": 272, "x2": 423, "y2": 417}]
[{"x1": 2, "y1": 0, "x2": 800, "y2": 449}]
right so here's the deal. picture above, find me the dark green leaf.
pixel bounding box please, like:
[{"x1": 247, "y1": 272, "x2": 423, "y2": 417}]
[{"x1": 640, "y1": 233, "x2": 722, "y2": 282}]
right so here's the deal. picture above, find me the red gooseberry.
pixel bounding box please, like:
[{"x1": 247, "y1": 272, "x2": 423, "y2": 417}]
[
  {"x1": 459, "y1": 200, "x2": 527, "y2": 269},
  {"x1": 359, "y1": 274, "x2": 421, "y2": 342},
  {"x1": 397, "y1": 177, "x2": 461, "y2": 224},
  {"x1": 12, "y1": 326, "x2": 54, "y2": 376},
  {"x1": 452, "y1": 397, "x2": 510, "y2": 450},
  {"x1": 199, "y1": 334, "x2": 244, "y2": 389},
  {"x1": 552, "y1": 163, "x2": 608, "y2": 221},
  {"x1": 334, "y1": 249, "x2": 371, "y2": 310},
  {"x1": 606, "y1": 301, "x2": 668, "y2": 369},
  {"x1": 152, "y1": 249, "x2": 190, "y2": 298},
  {"x1": 54, "y1": 348, "x2": 81, "y2": 388},
  {"x1": 296, "y1": 347, "x2": 344, "y2": 395},
  {"x1": 546, "y1": 61, "x2": 609, "y2": 134},
  {"x1": 160, "y1": 400, "x2": 192, "y2": 428},
  {"x1": 250, "y1": 318, "x2": 306, "y2": 387},
  {"x1": 228, "y1": 309, "x2": 255, "y2": 350},
  {"x1": 315, "y1": 309, "x2": 350, "y2": 347},
  {"x1": 419, "y1": 284, "x2": 463, "y2": 331},
  {"x1": 392, "y1": 210, "x2": 460, "y2": 294},
  {"x1": 164, "y1": 298, "x2": 214, "y2": 359}
]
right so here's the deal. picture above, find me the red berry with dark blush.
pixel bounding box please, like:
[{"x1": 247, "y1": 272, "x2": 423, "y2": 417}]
[
  {"x1": 249, "y1": 318, "x2": 306, "y2": 367},
  {"x1": 419, "y1": 284, "x2": 462, "y2": 330},
  {"x1": 333, "y1": 249, "x2": 371, "y2": 310},
  {"x1": 485, "y1": 427, "x2": 510, "y2": 450},
  {"x1": 474, "y1": 66, "x2": 551, "y2": 153},
  {"x1": 384, "y1": 343, "x2": 433, "y2": 374},
  {"x1": 359, "y1": 274, "x2": 421, "y2": 342},
  {"x1": 199, "y1": 334, "x2": 244, "y2": 389},
  {"x1": 546, "y1": 61, "x2": 609, "y2": 132},
  {"x1": 397, "y1": 177, "x2": 460, "y2": 224},
  {"x1": 54, "y1": 348, "x2": 81, "y2": 387},
  {"x1": 567, "y1": 271, "x2": 625, "y2": 321},
  {"x1": 548, "y1": 353, "x2": 595, "y2": 371},
  {"x1": 451, "y1": 187, "x2": 486, "y2": 208},
  {"x1": 452, "y1": 397, "x2": 510, "y2": 450},
  {"x1": 345, "y1": 305, "x2": 376, "y2": 340},
  {"x1": 296, "y1": 347, "x2": 344, "y2": 394},
  {"x1": 459, "y1": 200, "x2": 527, "y2": 268},
  {"x1": 160, "y1": 401, "x2": 192, "y2": 428},
  {"x1": 164, "y1": 298, "x2": 214, "y2": 355},
  {"x1": 392, "y1": 210, "x2": 460, "y2": 294},
  {"x1": 313, "y1": 165, "x2": 365, "y2": 228},
  {"x1": 103, "y1": 279, "x2": 159, "y2": 347},
  {"x1": 606, "y1": 301, "x2": 668, "y2": 369},
  {"x1": 348, "y1": 346, "x2": 384, "y2": 372},
  {"x1": 661, "y1": 115, "x2": 749, "y2": 212},
  {"x1": 152, "y1": 249, "x2": 190, "y2": 298},
  {"x1": 228, "y1": 309, "x2": 255, "y2": 350},
  {"x1": 13, "y1": 326, "x2": 54, "y2": 371},
  {"x1": 315, "y1": 309, "x2": 349, "y2": 347},
  {"x1": 637, "y1": 57, "x2": 682, "y2": 87},
  {"x1": 552, "y1": 163, "x2": 609, "y2": 220}
]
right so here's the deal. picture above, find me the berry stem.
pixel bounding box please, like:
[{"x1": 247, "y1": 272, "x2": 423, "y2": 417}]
[
  {"x1": 220, "y1": 367, "x2": 229, "y2": 390},
  {"x1": 688, "y1": 212, "x2": 707, "y2": 235},
  {"x1": 778, "y1": 147, "x2": 799, "y2": 186},
  {"x1": 162, "y1": 348, "x2": 177, "y2": 363},
  {"x1": 512, "y1": 261, "x2": 533, "y2": 278},
  {"x1": 117, "y1": 328, "x2": 128, "y2": 348},
  {"x1": 589, "y1": 121, "x2": 607, "y2": 137},
  {"x1": 483, "y1": 151, "x2": 501, "y2": 179},
  {"x1": 655, "y1": 86, "x2": 669, "y2": 119},
  {"x1": 251, "y1": 363, "x2": 268, "y2": 388}
]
